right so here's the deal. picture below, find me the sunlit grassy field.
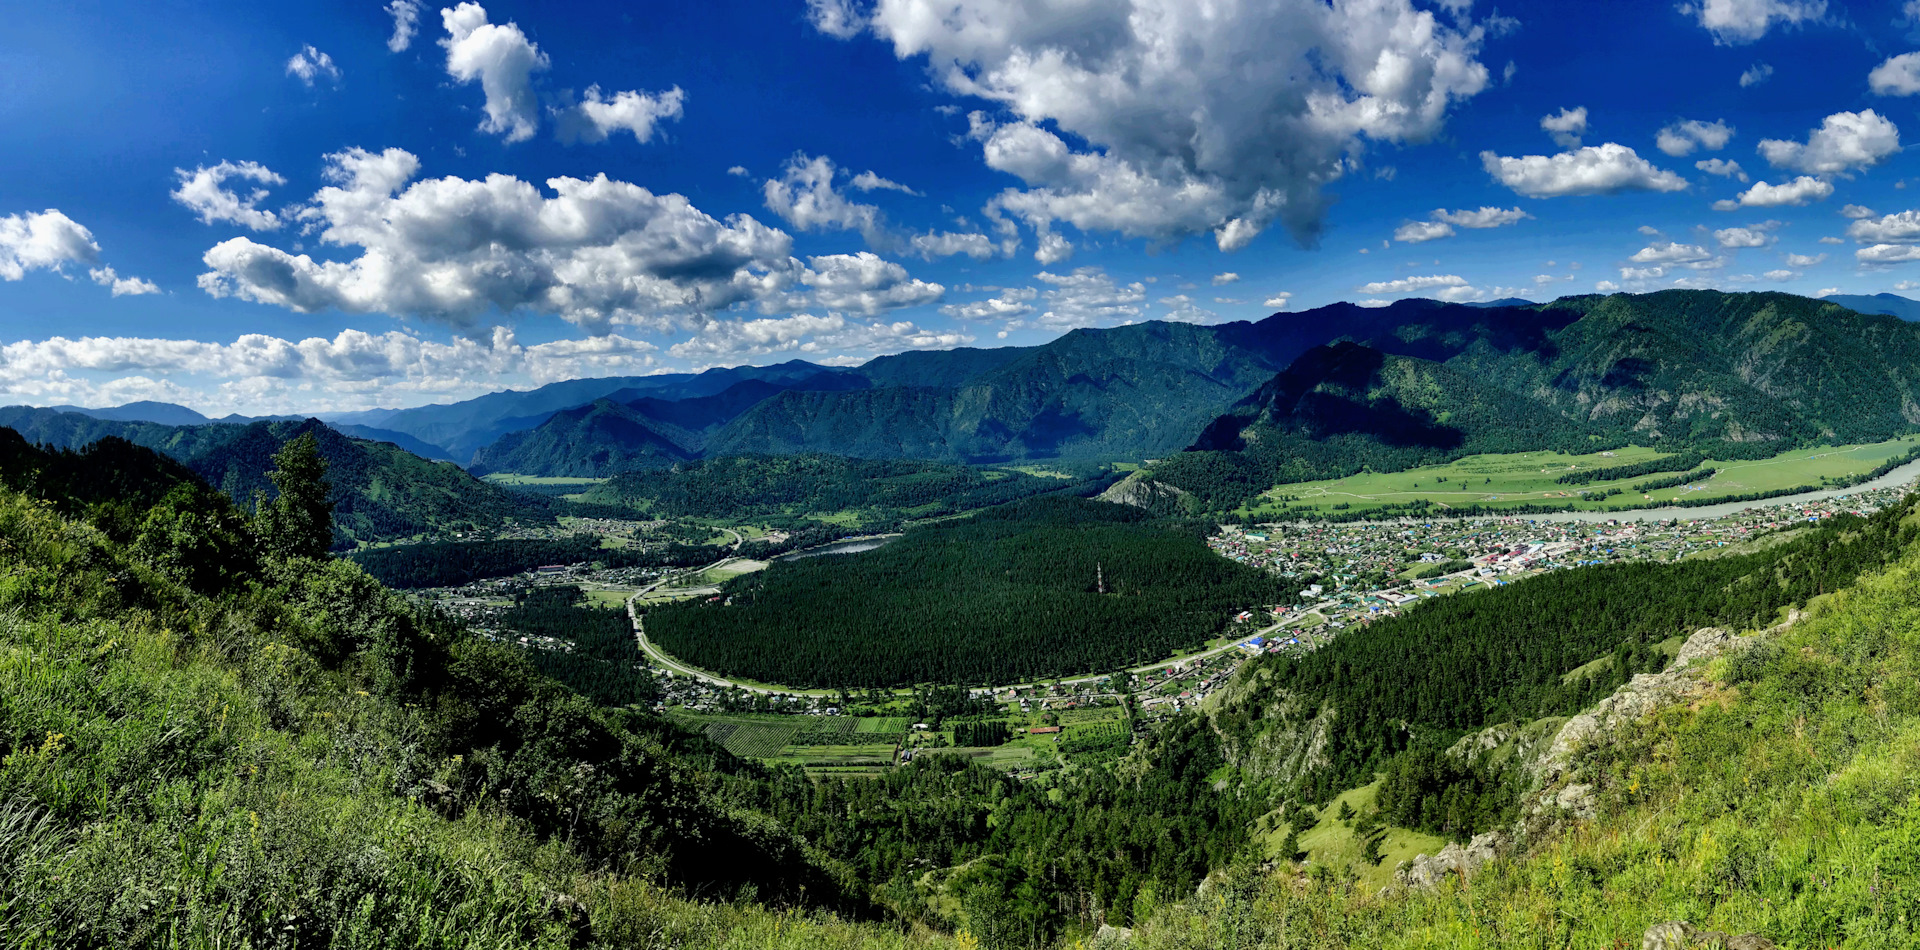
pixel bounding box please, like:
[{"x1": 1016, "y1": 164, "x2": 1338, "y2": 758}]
[{"x1": 1242, "y1": 436, "x2": 1920, "y2": 519}]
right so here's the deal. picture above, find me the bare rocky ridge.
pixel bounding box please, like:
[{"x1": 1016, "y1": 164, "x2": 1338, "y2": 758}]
[
  {"x1": 1395, "y1": 613, "x2": 1799, "y2": 890},
  {"x1": 1097, "y1": 469, "x2": 1196, "y2": 516}
]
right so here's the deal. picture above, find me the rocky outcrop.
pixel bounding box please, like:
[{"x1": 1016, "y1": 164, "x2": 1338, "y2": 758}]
[
  {"x1": 1393, "y1": 831, "x2": 1506, "y2": 890},
  {"x1": 1536, "y1": 619, "x2": 1788, "y2": 784},
  {"x1": 1097, "y1": 470, "x2": 1195, "y2": 516},
  {"x1": 1642, "y1": 920, "x2": 1777, "y2": 949}
]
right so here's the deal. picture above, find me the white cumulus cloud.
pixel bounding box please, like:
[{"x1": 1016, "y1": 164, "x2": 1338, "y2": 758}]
[
  {"x1": 1740, "y1": 63, "x2": 1774, "y2": 86},
  {"x1": 1757, "y1": 110, "x2": 1900, "y2": 176},
  {"x1": 193, "y1": 146, "x2": 942, "y2": 333},
  {"x1": 1631, "y1": 242, "x2": 1715, "y2": 264},
  {"x1": 1686, "y1": 0, "x2": 1826, "y2": 45},
  {"x1": 1696, "y1": 158, "x2": 1749, "y2": 181},
  {"x1": 1871, "y1": 52, "x2": 1920, "y2": 96},
  {"x1": 940, "y1": 287, "x2": 1037, "y2": 322},
  {"x1": 1656, "y1": 119, "x2": 1734, "y2": 157},
  {"x1": 0, "y1": 326, "x2": 675, "y2": 416},
  {"x1": 1785, "y1": 252, "x2": 1826, "y2": 266},
  {"x1": 762, "y1": 153, "x2": 886, "y2": 247},
  {"x1": 1264, "y1": 292, "x2": 1294, "y2": 309},
  {"x1": 1394, "y1": 221, "x2": 1456, "y2": 243},
  {"x1": 1714, "y1": 176, "x2": 1834, "y2": 209},
  {"x1": 1712, "y1": 227, "x2": 1772, "y2": 248},
  {"x1": 1358, "y1": 274, "x2": 1469, "y2": 294},
  {"x1": 832, "y1": 0, "x2": 1499, "y2": 252},
  {"x1": 1541, "y1": 107, "x2": 1588, "y2": 150},
  {"x1": 1482, "y1": 144, "x2": 1688, "y2": 198},
  {"x1": 1034, "y1": 267, "x2": 1147, "y2": 330},
  {"x1": 849, "y1": 171, "x2": 918, "y2": 195},
  {"x1": 0, "y1": 209, "x2": 155, "y2": 296},
  {"x1": 440, "y1": 3, "x2": 548, "y2": 143},
  {"x1": 1848, "y1": 210, "x2": 1920, "y2": 244},
  {"x1": 171, "y1": 161, "x2": 286, "y2": 231},
  {"x1": 286, "y1": 45, "x2": 340, "y2": 86},
  {"x1": 386, "y1": 0, "x2": 422, "y2": 52},
  {"x1": 1857, "y1": 244, "x2": 1920, "y2": 264},
  {"x1": 1434, "y1": 206, "x2": 1531, "y2": 228},
  {"x1": 669, "y1": 312, "x2": 968, "y2": 363},
  {"x1": 88, "y1": 266, "x2": 160, "y2": 297},
  {"x1": 554, "y1": 85, "x2": 686, "y2": 145}
]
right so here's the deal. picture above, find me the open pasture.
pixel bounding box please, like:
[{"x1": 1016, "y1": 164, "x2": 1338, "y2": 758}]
[{"x1": 1245, "y1": 436, "x2": 1920, "y2": 519}]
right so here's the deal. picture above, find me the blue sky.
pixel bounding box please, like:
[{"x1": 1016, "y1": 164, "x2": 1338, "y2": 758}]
[{"x1": 6, "y1": 0, "x2": 1920, "y2": 414}]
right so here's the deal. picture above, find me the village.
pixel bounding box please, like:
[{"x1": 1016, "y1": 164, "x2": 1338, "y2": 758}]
[{"x1": 416, "y1": 479, "x2": 1919, "y2": 775}]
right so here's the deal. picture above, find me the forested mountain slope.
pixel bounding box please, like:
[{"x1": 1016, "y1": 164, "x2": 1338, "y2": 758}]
[
  {"x1": 706, "y1": 320, "x2": 1313, "y2": 462},
  {"x1": 0, "y1": 408, "x2": 549, "y2": 547},
  {"x1": 325, "y1": 360, "x2": 862, "y2": 460},
  {"x1": 1157, "y1": 290, "x2": 1920, "y2": 508},
  {"x1": 577, "y1": 452, "x2": 1079, "y2": 521},
  {"x1": 468, "y1": 374, "x2": 866, "y2": 477}
]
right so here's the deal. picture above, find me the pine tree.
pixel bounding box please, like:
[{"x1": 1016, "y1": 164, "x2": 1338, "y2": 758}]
[
  {"x1": 256, "y1": 432, "x2": 333, "y2": 560},
  {"x1": 1279, "y1": 826, "x2": 1303, "y2": 863}
]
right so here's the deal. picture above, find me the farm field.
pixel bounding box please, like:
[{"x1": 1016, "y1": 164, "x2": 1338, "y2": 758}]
[
  {"x1": 669, "y1": 712, "x2": 904, "y2": 774},
  {"x1": 918, "y1": 745, "x2": 1037, "y2": 769},
  {"x1": 481, "y1": 474, "x2": 608, "y2": 487},
  {"x1": 1242, "y1": 436, "x2": 1920, "y2": 519}
]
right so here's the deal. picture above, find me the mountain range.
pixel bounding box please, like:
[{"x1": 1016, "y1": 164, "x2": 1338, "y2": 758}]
[
  {"x1": 21, "y1": 289, "x2": 1920, "y2": 524},
  {"x1": 1150, "y1": 290, "x2": 1920, "y2": 508},
  {"x1": 0, "y1": 406, "x2": 547, "y2": 547}
]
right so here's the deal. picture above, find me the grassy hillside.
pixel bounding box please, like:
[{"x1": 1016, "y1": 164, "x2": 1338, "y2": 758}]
[{"x1": 1122, "y1": 524, "x2": 1920, "y2": 949}]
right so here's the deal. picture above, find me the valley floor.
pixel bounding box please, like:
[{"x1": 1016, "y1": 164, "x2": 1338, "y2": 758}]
[{"x1": 1240, "y1": 435, "x2": 1920, "y2": 521}]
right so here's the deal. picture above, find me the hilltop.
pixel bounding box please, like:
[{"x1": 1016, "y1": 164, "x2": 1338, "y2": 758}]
[{"x1": 0, "y1": 407, "x2": 548, "y2": 547}]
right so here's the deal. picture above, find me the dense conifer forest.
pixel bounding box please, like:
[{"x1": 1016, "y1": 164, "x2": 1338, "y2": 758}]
[
  {"x1": 580, "y1": 453, "x2": 1110, "y2": 524},
  {"x1": 646, "y1": 497, "x2": 1300, "y2": 687}
]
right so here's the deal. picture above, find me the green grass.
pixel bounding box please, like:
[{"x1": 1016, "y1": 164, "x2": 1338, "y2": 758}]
[
  {"x1": 856, "y1": 716, "x2": 909, "y2": 734},
  {"x1": 1241, "y1": 436, "x2": 1920, "y2": 519},
  {"x1": 920, "y1": 745, "x2": 1037, "y2": 769},
  {"x1": 480, "y1": 474, "x2": 609, "y2": 486},
  {"x1": 1257, "y1": 780, "x2": 1450, "y2": 895},
  {"x1": 582, "y1": 588, "x2": 633, "y2": 608}
]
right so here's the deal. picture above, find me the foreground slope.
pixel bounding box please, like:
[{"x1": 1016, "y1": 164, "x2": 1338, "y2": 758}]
[{"x1": 1122, "y1": 520, "x2": 1920, "y2": 948}]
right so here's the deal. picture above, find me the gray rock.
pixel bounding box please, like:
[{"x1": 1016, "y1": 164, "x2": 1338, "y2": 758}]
[
  {"x1": 1093, "y1": 923, "x2": 1134, "y2": 947},
  {"x1": 1395, "y1": 831, "x2": 1505, "y2": 890},
  {"x1": 1642, "y1": 920, "x2": 1777, "y2": 949}
]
